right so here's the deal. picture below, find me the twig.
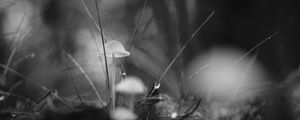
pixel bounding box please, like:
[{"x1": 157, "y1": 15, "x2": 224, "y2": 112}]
[
  {"x1": 33, "y1": 90, "x2": 77, "y2": 112},
  {"x1": 70, "y1": 76, "x2": 85, "y2": 106},
  {"x1": 35, "y1": 91, "x2": 52, "y2": 105}
]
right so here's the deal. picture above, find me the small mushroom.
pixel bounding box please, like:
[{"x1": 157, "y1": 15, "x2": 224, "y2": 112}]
[
  {"x1": 170, "y1": 112, "x2": 178, "y2": 119},
  {"x1": 116, "y1": 76, "x2": 146, "y2": 110},
  {"x1": 100, "y1": 40, "x2": 130, "y2": 58},
  {"x1": 99, "y1": 40, "x2": 130, "y2": 111},
  {"x1": 111, "y1": 107, "x2": 137, "y2": 120},
  {"x1": 116, "y1": 76, "x2": 146, "y2": 94}
]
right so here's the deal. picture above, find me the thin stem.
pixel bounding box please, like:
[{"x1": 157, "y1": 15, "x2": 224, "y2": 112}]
[
  {"x1": 170, "y1": 64, "x2": 211, "y2": 95},
  {"x1": 62, "y1": 50, "x2": 104, "y2": 106},
  {"x1": 2, "y1": 12, "x2": 29, "y2": 85},
  {"x1": 111, "y1": 53, "x2": 116, "y2": 111},
  {"x1": 71, "y1": 77, "x2": 85, "y2": 106},
  {"x1": 11, "y1": 53, "x2": 35, "y2": 67},
  {"x1": 80, "y1": 0, "x2": 107, "y2": 80},
  {"x1": 51, "y1": 92, "x2": 76, "y2": 112},
  {"x1": 3, "y1": 27, "x2": 32, "y2": 85},
  {"x1": 35, "y1": 91, "x2": 52, "y2": 105},
  {"x1": 157, "y1": 11, "x2": 215, "y2": 83},
  {"x1": 94, "y1": 0, "x2": 111, "y2": 91},
  {"x1": 127, "y1": 0, "x2": 149, "y2": 49},
  {"x1": 62, "y1": 59, "x2": 85, "y2": 106},
  {"x1": 230, "y1": 32, "x2": 279, "y2": 67},
  {"x1": 0, "y1": 63, "x2": 26, "y2": 79},
  {"x1": 187, "y1": 64, "x2": 211, "y2": 79}
]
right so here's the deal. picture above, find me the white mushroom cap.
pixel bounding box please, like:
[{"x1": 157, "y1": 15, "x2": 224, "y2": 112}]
[
  {"x1": 111, "y1": 107, "x2": 137, "y2": 120},
  {"x1": 116, "y1": 76, "x2": 146, "y2": 94},
  {"x1": 100, "y1": 40, "x2": 130, "y2": 58},
  {"x1": 170, "y1": 112, "x2": 178, "y2": 119}
]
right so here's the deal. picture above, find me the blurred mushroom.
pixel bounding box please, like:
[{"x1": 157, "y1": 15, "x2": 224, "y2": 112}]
[
  {"x1": 116, "y1": 76, "x2": 146, "y2": 94},
  {"x1": 111, "y1": 107, "x2": 137, "y2": 120},
  {"x1": 100, "y1": 40, "x2": 130, "y2": 111},
  {"x1": 116, "y1": 76, "x2": 146, "y2": 109}
]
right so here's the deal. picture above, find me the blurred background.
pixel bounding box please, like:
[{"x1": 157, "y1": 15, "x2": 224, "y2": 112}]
[
  {"x1": 118, "y1": 0, "x2": 300, "y2": 97},
  {"x1": 0, "y1": 0, "x2": 299, "y2": 100},
  {"x1": 0, "y1": 0, "x2": 299, "y2": 119}
]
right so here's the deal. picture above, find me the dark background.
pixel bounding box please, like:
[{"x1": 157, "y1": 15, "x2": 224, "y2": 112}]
[
  {"x1": 0, "y1": 1, "x2": 299, "y2": 119},
  {"x1": 146, "y1": 0, "x2": 300, "y2": 82}
]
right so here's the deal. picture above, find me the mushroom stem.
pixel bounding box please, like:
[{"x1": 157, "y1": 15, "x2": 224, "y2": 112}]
[
  {"x1": 111, "y1": 53, "x2": 116, "y2": 111},
  {"x1": 129, "y1": 94, "x2": 135, "y2": 110}
]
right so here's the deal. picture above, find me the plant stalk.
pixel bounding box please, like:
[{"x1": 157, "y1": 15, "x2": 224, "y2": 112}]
[{"x1": 111, "y1": 53, "x2": 116, "y2": 111}]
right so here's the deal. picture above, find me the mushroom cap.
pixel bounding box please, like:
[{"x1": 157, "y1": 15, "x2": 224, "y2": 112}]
[
  {"x1": 116, "y1": 76, "x2": 146, "y2": 94},
  {"x1": 187, "y1": 47, "x2": 268, "y2": 103},
  {"x1": 100, "y1": 40, "x2": 130, "y2": 58},
  {"x1": 111, "y1": 107, "x2": 137, "y2": 120}
]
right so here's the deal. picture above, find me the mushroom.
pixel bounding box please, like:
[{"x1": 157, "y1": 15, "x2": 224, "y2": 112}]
[
  {"x1": 116, "y1": 76, "x2": 146, "y2": 94},
  {"x1": 100, "y1": 40, "x2": 130, "y2": 58},
  {"x1": 116, "y1": 76, "x2": 146, "y2": 109},
  {"x1": 100, "y1": 40, "x2": 130, "y2": 111},
  {"x1": 111, "y1": 107, "x2": 137, "y2": 120}
]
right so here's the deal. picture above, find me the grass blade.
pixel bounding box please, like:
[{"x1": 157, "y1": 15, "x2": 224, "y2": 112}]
[
  {"x1": 127, "y1": 0, "x2": 149, "y2": 49},
  {"x1": 230, "y1": 32, "x2": 279, "y2": 67},
  {"x1": 2, "y1": 12, "x2": 27, "y2": 86},
  {"x1": 62, "y1": 50, "x2": 104, "y2": 106},
  {"x1": 79, "y1": 0, "x2": 110, "y2": 91},
  {"x1": 94, "y1": 0, "x2": 110, "y2": 91},
  {"x1": 157, "y1": 11, "x2": 215, "y2": 83},
  {"x1": 62, "y1": 60, "x2": 85, "y2": 106},
  {"x1": 170, "y1": 64, "x2": 211, "y2": 95}
]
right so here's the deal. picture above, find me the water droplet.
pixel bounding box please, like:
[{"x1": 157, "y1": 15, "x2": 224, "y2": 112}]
[
  {"x1": 0, "y1": 96, "x2": 5, "y2": 101},
  {"x1": 154, "y1": 82, "x2": 160, "y2": 89},
  {"x1": 11, "y1": 113, "x2": 16, "y2": 118}
]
